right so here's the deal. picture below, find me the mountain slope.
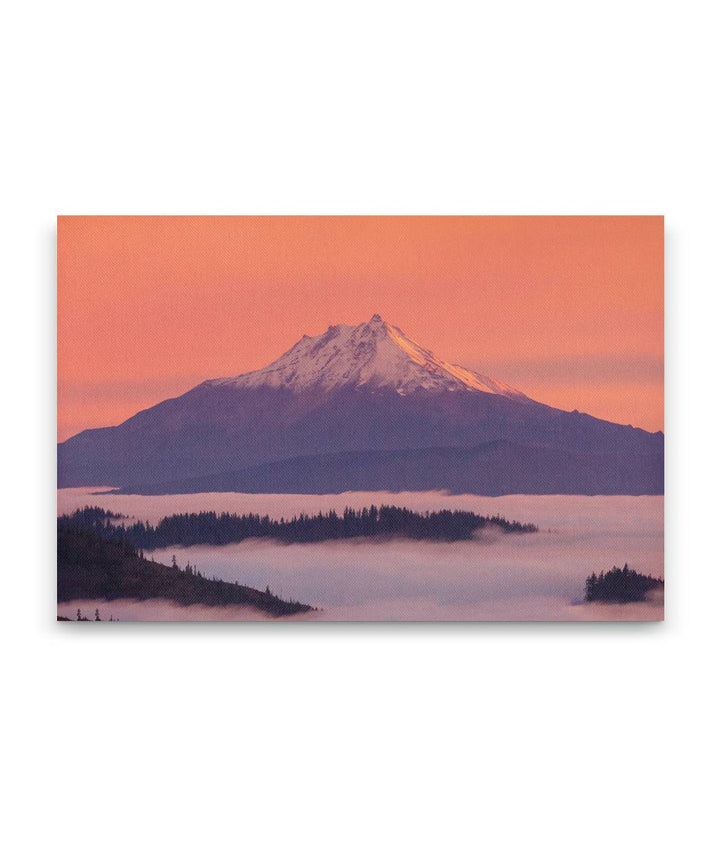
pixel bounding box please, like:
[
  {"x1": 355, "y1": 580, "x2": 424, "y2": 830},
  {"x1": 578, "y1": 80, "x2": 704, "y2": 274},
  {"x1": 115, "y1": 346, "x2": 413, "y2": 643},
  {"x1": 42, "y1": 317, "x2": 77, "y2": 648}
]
[
  {"x1": 210, "y1": 314, "x2": 531, "y2": 399},
  {"x1": 57, "y1": 519, "x2": 313, "y2": 615},
  {"x1": 112, "y1": 440, "x2": 663, "y2": 496},
  {"x1": 58, "y1": 315, "x2": 664, "y2": 494}
]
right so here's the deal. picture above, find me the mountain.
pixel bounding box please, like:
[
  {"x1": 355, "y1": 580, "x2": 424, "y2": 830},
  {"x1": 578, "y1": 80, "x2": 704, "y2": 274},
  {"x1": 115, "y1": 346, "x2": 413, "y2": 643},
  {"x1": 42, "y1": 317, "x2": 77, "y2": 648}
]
[
  {"x1": 58, "y1": 315, "x2": 663, "y2": 494},
  {"x1": 211, "y1": 313, "x2": 531, "y2": 400}
]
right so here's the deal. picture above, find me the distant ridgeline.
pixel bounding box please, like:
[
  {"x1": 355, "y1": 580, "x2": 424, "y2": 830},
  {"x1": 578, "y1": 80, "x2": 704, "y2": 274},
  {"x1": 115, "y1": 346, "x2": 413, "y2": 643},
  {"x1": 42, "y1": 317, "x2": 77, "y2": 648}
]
[
  {"x1": 61, "y1": 505, "x2": 538, "y2": 549},
  {"x1": 585, "y1": 564, "x2": 664, "y2": 604}
]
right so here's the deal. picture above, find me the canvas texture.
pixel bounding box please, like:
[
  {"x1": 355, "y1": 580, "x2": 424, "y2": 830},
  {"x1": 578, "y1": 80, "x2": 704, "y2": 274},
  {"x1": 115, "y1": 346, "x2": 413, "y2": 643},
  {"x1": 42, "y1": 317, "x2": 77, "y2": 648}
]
[{"x1": 57, "y1": 216, "x2": 664, "y2": 622}]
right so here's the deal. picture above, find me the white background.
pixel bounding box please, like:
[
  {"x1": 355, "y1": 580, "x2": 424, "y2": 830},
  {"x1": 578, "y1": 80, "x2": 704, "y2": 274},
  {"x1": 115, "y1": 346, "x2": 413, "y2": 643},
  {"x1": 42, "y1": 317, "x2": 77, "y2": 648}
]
[{"x1": 2, "y1": 2, "x2": 718, "y2": 854}]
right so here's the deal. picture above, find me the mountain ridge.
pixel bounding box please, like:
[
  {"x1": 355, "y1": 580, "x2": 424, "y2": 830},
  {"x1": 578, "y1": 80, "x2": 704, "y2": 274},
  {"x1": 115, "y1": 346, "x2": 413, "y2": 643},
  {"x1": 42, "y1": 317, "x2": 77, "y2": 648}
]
[
  {"x1": 58, "y1": 315, "x2": 663, "y2": 494},
  {"x1": 107, "y1": 439, "x2": 663, "y2": 496},
  {"x1": 206, "y1": 314, "x2": 532, "y2": 400}
]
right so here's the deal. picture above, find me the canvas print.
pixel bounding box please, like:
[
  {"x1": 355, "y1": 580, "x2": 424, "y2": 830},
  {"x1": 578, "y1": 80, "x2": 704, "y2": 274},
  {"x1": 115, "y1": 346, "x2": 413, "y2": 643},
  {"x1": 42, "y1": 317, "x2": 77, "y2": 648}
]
[{"x1": 57, "y1": 216, "x2": 664, "y2": 621}]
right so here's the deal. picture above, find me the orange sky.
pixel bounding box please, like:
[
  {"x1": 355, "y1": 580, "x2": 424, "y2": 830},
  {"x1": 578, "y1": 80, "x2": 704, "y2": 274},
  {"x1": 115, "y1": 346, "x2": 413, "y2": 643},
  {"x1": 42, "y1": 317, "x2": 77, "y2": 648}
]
[{"x1": 57, "y1": 216, "x2": 663, "y2": 441}]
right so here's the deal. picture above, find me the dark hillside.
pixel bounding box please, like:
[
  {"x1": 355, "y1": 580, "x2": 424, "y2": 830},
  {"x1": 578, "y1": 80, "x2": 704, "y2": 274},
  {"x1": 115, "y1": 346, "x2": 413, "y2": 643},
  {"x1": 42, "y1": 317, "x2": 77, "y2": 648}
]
[
  {"x1": 57, "y1": 521, "x2": 313, "y2": 617},
  {"x1": 584, "y1": 564, "x2": 664, "y2": 604}
]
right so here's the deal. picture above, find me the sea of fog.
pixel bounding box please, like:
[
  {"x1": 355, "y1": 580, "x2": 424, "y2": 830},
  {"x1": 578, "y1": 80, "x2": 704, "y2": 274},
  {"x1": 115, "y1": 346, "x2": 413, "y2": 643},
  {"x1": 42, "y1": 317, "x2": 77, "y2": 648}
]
[{"x1": 57, "y1": 489, "x2": 664, "y2": 621}]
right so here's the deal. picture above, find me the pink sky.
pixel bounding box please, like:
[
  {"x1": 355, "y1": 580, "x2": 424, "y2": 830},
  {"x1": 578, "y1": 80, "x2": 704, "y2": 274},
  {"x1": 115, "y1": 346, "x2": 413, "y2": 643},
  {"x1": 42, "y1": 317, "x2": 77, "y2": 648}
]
[{"x1": 58, "y1": 216, "x2": 663, "y2": 440}]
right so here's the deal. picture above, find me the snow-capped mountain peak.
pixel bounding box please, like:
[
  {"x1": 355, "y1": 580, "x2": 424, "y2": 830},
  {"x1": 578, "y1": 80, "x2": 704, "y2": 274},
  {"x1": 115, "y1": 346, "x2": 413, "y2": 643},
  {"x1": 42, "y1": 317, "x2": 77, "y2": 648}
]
[{"x1": 209, "y1": 315, "x2": 530, "y2": 401}]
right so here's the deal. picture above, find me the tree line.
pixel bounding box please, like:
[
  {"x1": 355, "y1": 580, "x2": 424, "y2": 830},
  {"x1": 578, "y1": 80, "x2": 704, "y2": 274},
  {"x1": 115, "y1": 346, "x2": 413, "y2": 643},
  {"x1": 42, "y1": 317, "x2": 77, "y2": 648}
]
[
  {"x1": 59, "y1": 504, "x2": 538, "y2": 549},
  {"x1": 585, "y1": 564, "x2": 664, "y2": 603},
  {"x1": 57, "y1": 517, "x2": 313, "y2": 616}
]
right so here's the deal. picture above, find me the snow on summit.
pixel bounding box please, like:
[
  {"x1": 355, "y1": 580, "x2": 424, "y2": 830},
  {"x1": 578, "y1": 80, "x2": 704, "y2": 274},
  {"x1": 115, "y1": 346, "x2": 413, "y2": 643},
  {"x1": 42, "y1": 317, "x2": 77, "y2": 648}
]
[{"x1": 210, "y1": 314, "x2": 530, "y2": 400}]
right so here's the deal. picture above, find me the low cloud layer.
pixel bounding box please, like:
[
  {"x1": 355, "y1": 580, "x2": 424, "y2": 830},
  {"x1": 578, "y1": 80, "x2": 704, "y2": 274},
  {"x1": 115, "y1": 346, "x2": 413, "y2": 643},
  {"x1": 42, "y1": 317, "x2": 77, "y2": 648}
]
[{"x1": 58, "y1": 490, "x2": 662, "y2": 622}]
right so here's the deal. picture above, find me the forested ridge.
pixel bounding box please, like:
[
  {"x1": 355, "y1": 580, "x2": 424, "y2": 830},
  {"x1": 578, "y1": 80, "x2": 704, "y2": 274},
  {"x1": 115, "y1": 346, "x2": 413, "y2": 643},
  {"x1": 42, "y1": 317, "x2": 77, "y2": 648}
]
[
  {"x1": 60, "y1": 504, "x2": 538, "y2": 549},
  {"x1": 57, "y1": 518, "x2": 313, "y2": 616},
  {"x1": 585, "y1": 564, "x2": 664, "y2": 604}
]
